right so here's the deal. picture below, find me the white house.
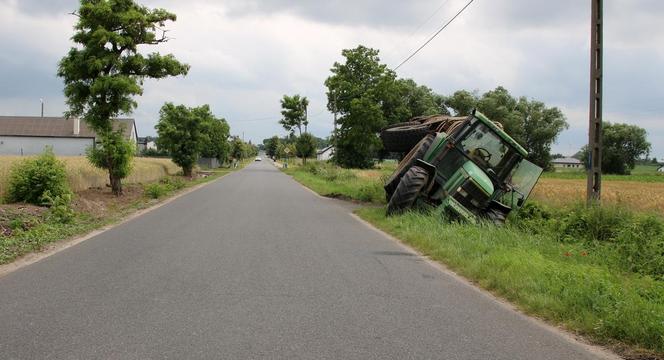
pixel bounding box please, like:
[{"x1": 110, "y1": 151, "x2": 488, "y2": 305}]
[
  {"x1": 317, "y1": 146, "x2": 334, "y2": 161},
  {"x1": 658, "y1": 165, "x2": 664, "y2": 173},
  {"x1": 0, "y1": 116, "x2": 137, "y2": 156},
  {"x1": 552, "y1": 157, "x2": 583, "y2": 169}
]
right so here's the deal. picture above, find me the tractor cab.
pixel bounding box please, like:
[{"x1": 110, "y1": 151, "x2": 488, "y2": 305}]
[{"x1": 387, "y1": 110, "x2": 543, "y2": 224}]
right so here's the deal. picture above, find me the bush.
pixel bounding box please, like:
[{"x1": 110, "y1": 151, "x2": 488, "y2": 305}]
[
  {"x1": 5, "y1": 149, "x2": 71, "y2": 205},
  {"x1": 42, "y1": 191, "x2": 75, "y2": 223},
  {"x1": 145, "y1": 183, "x2": 168, "y2": 199}
]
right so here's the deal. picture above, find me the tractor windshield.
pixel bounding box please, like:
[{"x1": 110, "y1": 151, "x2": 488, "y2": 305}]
[
  {"x1": 459, "y1": 122, "x2": 511, "y2": 175},
  {"x1": 502, "y1": 159, "x2": 543, "y2": 208}
]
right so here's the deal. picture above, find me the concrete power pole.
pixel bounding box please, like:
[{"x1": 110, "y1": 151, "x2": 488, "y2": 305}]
[{"x1": 587, "y1": 0, "x2": 603, "y2": 202}]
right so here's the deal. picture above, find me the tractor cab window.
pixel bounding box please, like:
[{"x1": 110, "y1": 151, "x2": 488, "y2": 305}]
[{"x1": 459, "y1": 123, "x2": 509, "y2": 174}]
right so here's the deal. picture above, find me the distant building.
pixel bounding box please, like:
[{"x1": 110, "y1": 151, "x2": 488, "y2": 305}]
[
  {"x1": 552, "y1": 157, "x2": 583, "y2": 169},
  {"x1": 137, "y1": 137, "x2": 158, "y2": 153},
  {"x1": 658, "y1": 165, "x2": 664, "y2": 173},
  {"x1": 317, "y1": 146, "x2": 334, "y2": 161},
  {"x1": 0, "y1": 116, "x2": 137, "y2": 156}
]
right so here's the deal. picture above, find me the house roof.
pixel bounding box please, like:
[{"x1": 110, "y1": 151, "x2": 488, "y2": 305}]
[
  {"x1": 552, "y1": 157, "x2": 582, "y2": 164},
  {"x1": 0, "y1": 116, "x2": 135, "y2": 139},
  {"x1": 317, "y1": 145, "x2": 334, "y2": 155}
]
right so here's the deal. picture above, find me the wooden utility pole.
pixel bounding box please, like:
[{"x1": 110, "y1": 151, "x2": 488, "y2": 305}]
[{"x1": 587, "y1": 0, "x2": 603, "y2": 202}]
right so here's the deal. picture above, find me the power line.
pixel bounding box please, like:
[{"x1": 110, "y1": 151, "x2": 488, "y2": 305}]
[{"x1": 393, "y1": 0, "x2": 476, "y2": 71}]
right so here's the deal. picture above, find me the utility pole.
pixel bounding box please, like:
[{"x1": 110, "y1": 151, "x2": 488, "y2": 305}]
[
  {"x1": 40, "y1": 98, "x2": 44, "y2": 117},
  {"x1": 587, "y1": 0, "x2": 603, "y2": 202}
]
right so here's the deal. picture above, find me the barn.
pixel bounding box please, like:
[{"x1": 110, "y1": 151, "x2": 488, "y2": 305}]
[{"x1": 0, "y1": 116, "x2": 137, "y2": 156}]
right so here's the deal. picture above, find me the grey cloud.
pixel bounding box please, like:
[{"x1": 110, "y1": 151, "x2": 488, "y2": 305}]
[{"x1": 3, "y1": 0, "x2": 78, "y2": 15}]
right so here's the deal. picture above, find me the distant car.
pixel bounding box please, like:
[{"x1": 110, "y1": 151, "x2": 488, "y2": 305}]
[{"x1": 255, "y1": 157, "x2": 262, "y2": 161}]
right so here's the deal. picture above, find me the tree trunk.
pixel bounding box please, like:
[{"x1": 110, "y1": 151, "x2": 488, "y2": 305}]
[
  {"x1": 109, "y1": 170, "x2": 123, "y2": 196},
  {"x1": 302, "y1": 156, "x2": 307, "y2": 165},
  {"x1": 183, "y1": 166, "x2": 193, "y2": 178}
]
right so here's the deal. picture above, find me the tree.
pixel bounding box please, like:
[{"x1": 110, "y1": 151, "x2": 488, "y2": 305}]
[
  {"x1": 280, "y1": 95, "x2": 309, "y2": 135},
  {"x1": 58, "y1": 0, "x2": 189, "y2": 195},
  {"x1": 295, "y1": 133, "x2": 317, "y2": 164},
  {"x1": 264, "y1": 136, "x2": 280, "y2": 158},
  {"x1": 156, "y1": 103, "x2": 214, "y2": 177},
  {"x1": 325, "y1": 46, "x2": 392, "y2": 168},
  {"x1": 200, "y1": 115, "x2": 230, "y2": 164},
  {"x1": 582, "y1": 123, "x2": 651, "y2": 174},
  {"x1": 87, "y1": 130, "x2": 136, "y2": 190}
]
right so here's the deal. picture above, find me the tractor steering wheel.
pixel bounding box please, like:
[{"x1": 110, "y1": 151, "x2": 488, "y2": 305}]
[{"x1": 473, "y1": 147, "x2": 492, "y2": 163}]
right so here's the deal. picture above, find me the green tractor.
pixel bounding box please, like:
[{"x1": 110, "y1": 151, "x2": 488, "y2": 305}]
[{"x1": 381, "y1": 110, "x2": 543, "y2": 224}]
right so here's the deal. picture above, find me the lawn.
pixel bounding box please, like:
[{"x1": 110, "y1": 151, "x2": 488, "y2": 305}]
[{"x1": 281, "y1": 160, "x2": 664, "y2": 357}]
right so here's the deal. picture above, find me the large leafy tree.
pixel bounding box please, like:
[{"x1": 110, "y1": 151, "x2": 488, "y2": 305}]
[
  {"x1": 280, "y1": 95, "x2": 309, "y2": 135},
  {"x1": 582, "y1": 123, "x2": 651, "y2": 174},
  {"x1": 444, "y1": 86, "x2": 568, "y2": 169},
  {"x1": 156, "y1": 103, "x2": 219, "y2": 177},
  {"x1": 200, "y1": 116, "x2": 231, "y2": 164},
  {"x1": 263, "y1": 136, "x2": 280, "y2": 158},
  {"x1": 58, "y1": 0, "x2": 189, "y2": 194},
  {"x1": 325, "y1": 46, "x2": 394, "y2": 168}
]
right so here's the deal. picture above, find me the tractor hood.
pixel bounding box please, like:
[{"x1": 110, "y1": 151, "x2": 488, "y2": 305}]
[{"x1": 462, "y1": 161, "x2": 494, "y2": 196}]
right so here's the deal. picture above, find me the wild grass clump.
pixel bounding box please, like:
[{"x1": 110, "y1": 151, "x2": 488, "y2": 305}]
[
  {"x1": 513, "y1": 203, "x2": 664, "y2": 279},
  {"x1": 5, "y1": 149, "x2": 71, "y2": 205},
  {"x1": 303, "y1": 162, "x2": 357, "y2": 182},
  {"x1": 144, "y1": 177, "x2": 188, "y2": 199}
]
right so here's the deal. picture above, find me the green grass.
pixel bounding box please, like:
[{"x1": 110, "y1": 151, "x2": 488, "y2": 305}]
[
  {"x1": 280, "y1": 161, "x2": 664, "y2": 356},
  {"x1": 283, "y1": 161, "x2": 390, "y2": 204},
  {"x1": 357, "y1": 208, "x2": 664, "y2": 354}
]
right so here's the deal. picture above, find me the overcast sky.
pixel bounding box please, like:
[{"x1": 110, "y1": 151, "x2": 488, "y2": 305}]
[{"x1": 1, "y1": 0, "x2": 662, "y2": 157}]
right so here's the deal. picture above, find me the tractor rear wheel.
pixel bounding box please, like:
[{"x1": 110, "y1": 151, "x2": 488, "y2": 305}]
[
  {"x1": 485, "y1": 208, "x2": 507, "y2": 226},
  {"x1": 387, "y1": 166, "x2": 430, "y2": 215},
  {"x1": 384, "y1": 134, "x2": 434, "y2": 202},
  {"x1": 380, "y1": 123, "x2": 430, "y2": 152}
]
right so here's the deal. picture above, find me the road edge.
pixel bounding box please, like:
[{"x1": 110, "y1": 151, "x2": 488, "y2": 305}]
[{"x1": 0, "y1": 167, "x2": 244, "y2": 279}]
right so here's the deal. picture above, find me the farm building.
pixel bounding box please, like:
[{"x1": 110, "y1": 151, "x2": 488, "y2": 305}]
[
  {"x1": 137, "y1": 137, "x2": 158, "y2": 153},
  {"x1": 659, "y1": 165, "x2": 664, "y2": 173},
  {"x1": 552, "y1": 157, "x2": 583, "y2": 169},
  {"x1": 0, "y1": 116, "x2": 137, "y2": 156},
  {"x1": 317, "y1": 145, "x2": 334, "y2": 161}
]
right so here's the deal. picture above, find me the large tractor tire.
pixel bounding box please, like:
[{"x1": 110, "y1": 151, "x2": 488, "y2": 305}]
[
  {"x1": 485, "y1": 208, "x2": 507, "y2": 226},
  {"x1": 387, "y1": 166, "x2": 430, "y2": 215},
  {"x1": 380, "y1": 122, "x2": 431, "y2": 152},
  {"x1": 384, "y1": 134, "x2": 434, "y2": 202}
]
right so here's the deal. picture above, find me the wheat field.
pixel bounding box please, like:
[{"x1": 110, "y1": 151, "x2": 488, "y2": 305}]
[
  {"x1": 532, "y1": 178, "x2": 664, "y2": 214},
  {"x1": 0, "y1": 156, "x2": 180, "y2": 198}
]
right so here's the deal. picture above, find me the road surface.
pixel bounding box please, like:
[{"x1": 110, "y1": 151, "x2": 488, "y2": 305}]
[{"x1": 0, "y1": 161, "x2": 612, "y2": 359}]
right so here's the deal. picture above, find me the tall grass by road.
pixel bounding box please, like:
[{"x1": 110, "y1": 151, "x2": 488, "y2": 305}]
[
  {"x1": 282, "y1": 161, "x2": 664, "y2": 356},
  {"x1": 0, "y1": 156, "x2": 180, "y2": 200}
]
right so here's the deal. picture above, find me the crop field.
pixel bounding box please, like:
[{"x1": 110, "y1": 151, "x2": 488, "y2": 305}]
[{"x1": 0, "y1": 156, "x2": 180, "y2": 199}]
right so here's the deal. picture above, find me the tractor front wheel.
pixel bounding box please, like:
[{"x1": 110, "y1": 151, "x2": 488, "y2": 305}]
[{"x1": 387, "y1": 166, "x2": 430, "y2": 215}]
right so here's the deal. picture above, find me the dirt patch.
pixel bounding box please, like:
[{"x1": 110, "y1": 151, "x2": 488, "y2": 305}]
[
  {"x1": 0, "y1": 204, "x2": 47, "y2": 236},
  {"x1": 71, "y1": 184, "x2": 145, "y2": 219}
]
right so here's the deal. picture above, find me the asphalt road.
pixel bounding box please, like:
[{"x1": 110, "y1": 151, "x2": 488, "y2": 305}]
[{"x1": 0, "y1": 160, "x2": 612, "y2": 359}]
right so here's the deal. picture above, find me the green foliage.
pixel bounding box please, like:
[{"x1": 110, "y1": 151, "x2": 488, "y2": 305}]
[
  {"x1": 581, "y1": 123, "x2": 651, "y2": 175},
  {"x1": 276, "y1": 142, "x2": 296, "y2": 159},
  {"x1": 156, "y1": 103, "x2": 227, "y2": 176},
  {"x1": 230, "y1": 138, "x2": 258, "y2": 160},
  {"x1": 144, "y1": 183, "x2": 168, "y2": 199},
  {"x1": 87, "y1": 130, "x2": 135, "y2": 193},
  {"x1": 280, "y1": 94, "x2": 309, "y2": 135},
  {"x1": 334, "y1": 97, "x2": 384, "y2": 168},
  {"x1": 200, "y1": 114, "x2": 231, "y2": 163},
  {"x1": 264, "y1": 136, "x2": 280, "y2": 158},
  {"x1": 42, "y1": 191, "x2": 75, "y2": 224},
  {"x1": 295, "y1": 133, "x2": 317, "y2": 164},
  {"x1": 325, "y1": 46, "x2": 393, "y2": 168},
  {"x1": 6, "y1": 148, "x2": 71, "y2": 205},
  {"x1": 58, "y1": 0, "x2": 189, "y2": 194},
  {"x1": 444, "y1": 86, "x2": 568, "y2": 170}
]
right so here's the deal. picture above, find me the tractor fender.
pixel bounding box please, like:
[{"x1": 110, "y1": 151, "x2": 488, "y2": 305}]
[{"x1": 415, "y1": 159, "x2": 437, "y2": 191}]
